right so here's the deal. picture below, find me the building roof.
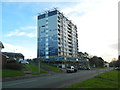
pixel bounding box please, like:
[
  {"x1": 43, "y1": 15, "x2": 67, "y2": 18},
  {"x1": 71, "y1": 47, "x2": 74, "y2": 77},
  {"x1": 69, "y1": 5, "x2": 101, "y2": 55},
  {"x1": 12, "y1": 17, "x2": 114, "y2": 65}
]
[
  {"x1": 2, "y1": 52, "x2": 24, "y2": 57},
  {"x1": 0, "y1": 41, "x2": 4, "y2": 48}
]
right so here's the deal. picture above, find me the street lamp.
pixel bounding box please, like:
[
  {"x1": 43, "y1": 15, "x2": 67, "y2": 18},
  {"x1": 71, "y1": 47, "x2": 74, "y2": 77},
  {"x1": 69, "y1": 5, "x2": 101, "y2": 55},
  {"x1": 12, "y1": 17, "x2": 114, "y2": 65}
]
[
  {"x1": 38, "y1": 58, "x2": 40, "y2": 74},
  {"x1": 76, "y1": 59, "x2": 78, "y2": 68},
  {"x1": 37, "y1": 25, "x2": 46, "y2": 74}
]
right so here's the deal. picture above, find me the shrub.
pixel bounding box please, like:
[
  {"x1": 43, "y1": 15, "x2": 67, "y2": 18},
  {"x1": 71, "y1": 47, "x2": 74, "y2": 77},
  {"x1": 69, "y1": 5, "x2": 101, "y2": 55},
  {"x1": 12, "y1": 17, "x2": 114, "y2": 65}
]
[
  {"x1": 4, "y1": 63, "x2": 23, "y2": 70},
  {"x1": 7, "y1": 60, "x2": 17, "y2": 63}
]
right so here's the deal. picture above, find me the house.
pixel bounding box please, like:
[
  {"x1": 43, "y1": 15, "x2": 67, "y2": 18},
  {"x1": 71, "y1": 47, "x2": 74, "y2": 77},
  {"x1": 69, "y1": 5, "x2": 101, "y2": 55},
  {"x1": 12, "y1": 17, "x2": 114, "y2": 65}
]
[
  {"x1": 2, "y1": 52, "x2": 24, "y2": 60},
  {"x1": 2, "y1": 52, "x2": 24, "y2": 67},
  {"x1": 0, "y1": 41, "x2": 5, "y2": 67},
  {"x1": 0, "y1": 41, "x2": 4, "y2": 52},
  {"x1": 104, "y1": 62, "x2": 109, "y2": 67}
]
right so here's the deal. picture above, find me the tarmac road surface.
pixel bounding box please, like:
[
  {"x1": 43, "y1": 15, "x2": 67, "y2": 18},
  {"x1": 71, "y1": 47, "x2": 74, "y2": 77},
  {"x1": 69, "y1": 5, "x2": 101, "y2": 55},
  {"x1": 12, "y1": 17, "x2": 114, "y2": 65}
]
[{"x1": 2, "y1": 67, "x2": 112, "y2": 88}]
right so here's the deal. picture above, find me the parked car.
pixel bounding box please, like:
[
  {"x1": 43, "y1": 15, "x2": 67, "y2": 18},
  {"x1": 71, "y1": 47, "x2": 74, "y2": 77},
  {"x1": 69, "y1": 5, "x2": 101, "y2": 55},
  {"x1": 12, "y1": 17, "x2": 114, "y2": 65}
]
[
  {"x1": 78, "y1": 67, "x2": 90, "y2": 70},
  {"x1": 86, "y1": 67, "x2": 91, "y2": 70},
  {"x1": 78, "y1": 67, "x2": 85, "y2": 70},
  {"x1": 115, "y1": 67, "x2": 120, "y2": 71},
  {"x1": 18, "y1": 59, "x2": 29, "y2": 64},
  {"x1": 66, "y1": 66, "x2": 77, "y2": 73}
]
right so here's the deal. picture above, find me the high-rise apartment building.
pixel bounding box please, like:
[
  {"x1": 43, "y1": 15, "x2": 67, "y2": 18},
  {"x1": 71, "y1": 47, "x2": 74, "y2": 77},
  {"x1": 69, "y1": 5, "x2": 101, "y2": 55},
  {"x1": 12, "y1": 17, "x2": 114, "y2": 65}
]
[{"x1": 37, "y1": 9, "x2": 78, "y2": 60}]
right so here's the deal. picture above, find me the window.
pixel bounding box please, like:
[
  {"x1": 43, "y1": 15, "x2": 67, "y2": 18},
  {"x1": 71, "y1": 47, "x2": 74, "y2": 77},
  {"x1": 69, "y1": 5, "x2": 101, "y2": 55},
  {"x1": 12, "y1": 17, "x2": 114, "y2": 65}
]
[
  {"x1": 46, "y1": 47, "x2": 48, "y2": 50},
  {"x1": 46, "y1": 25, "x2": 48, "y2": 28},
  {"x1": 38, "y1": 14, "x2": 45, "y2": 20},
  {"x1": 46, "y1": 34, "x2": 48, "y2": 37},
  {"x1": 46, "y1": 30, "x2": 48, "y2": 33},
  {"x1": 46, "y1": 42, "x2": 48, "y2": 46},
  {"x1": 46, "y1": 56, "x2": 49, "y2": 59},
  {"x1": 46, "y1": 38, "x2": 48, "y2": 41},
  {"x1": 46, "y1": 51, "x2": 49, "y2": 54}
]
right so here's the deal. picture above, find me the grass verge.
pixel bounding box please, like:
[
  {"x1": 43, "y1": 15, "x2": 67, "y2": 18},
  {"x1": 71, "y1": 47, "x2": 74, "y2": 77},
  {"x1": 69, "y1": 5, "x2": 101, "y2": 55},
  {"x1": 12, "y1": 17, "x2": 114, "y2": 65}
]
[
  {"x1": 24, "y1": 64, "x2": 47, "y2": 75},
  {"x1": 0, "y1": 69, "x2": 2, "y2": 77},
  {"x1": 41, "y1": 63, "x2": 61, "y2": 72},
  {"x1": 2, "y1": 69, "x2": 25, "y2": 77},
  {"x1": 68, "y1": 69, "x2": 119, "y2": 88}
]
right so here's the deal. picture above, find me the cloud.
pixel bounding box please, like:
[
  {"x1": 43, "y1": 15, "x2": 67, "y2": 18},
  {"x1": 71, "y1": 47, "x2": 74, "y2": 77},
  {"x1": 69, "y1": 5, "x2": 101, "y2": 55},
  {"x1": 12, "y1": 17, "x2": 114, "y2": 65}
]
[
  {"x1": 3, "y1": 0, "x2": 119, "y2": 62},
  {"x1": 26, "y1": 33, "x2": 36, "y2": 38},
  {"x1": 20, "y1": 26, "x2": 37, "y2": 30},
  {"x1": 1, "y1": 0, "x2": 84, "y2": 2},
  {"x1": 60, "y1": 0, "x2": 118, "y2": 62},
  {"x1": 110, "y1": 43, "x2": 118, "y2": 51},
  {"x1": 6, "y1": 26, "x2": 37, "y2": 38},
  {"x1": 2, "y1": 43, "x2": 37, "y2": 59}
]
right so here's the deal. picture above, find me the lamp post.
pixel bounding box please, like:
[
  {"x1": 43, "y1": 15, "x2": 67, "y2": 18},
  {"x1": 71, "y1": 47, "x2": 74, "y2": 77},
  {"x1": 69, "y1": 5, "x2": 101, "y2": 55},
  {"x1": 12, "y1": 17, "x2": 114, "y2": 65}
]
[
  {"x1": 76, "y1": 59, "x2": 78, "y2": 68},
  {"x1": 38, "y1": 58, "x2": 40, "y2": 74},
  {"x1": 37, "y1": 25, "x2": 46, "y2": 74}
]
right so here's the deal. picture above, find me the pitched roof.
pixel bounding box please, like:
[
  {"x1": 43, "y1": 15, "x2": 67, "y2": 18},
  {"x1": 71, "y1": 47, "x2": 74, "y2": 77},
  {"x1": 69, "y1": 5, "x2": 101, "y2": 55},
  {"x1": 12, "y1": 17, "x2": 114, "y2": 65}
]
[
  {"x1": 0, "y1": 41, "x2": 4, "y2": 48},
  {"x1": 2, "y1": 52, "x2": 24, "y2": 57}
]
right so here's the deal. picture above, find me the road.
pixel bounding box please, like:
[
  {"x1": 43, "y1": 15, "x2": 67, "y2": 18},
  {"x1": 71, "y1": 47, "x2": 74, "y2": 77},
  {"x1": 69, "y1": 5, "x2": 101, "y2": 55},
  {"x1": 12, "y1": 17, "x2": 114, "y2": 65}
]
[{"x1": 2, "y1": 68, "x2": 112, "y2": 88}]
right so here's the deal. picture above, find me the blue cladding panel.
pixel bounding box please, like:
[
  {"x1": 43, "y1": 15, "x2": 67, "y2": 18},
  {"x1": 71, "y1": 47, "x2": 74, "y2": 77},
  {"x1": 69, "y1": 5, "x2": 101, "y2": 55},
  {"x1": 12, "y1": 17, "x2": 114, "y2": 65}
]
[
  {"x1": 48, "y1": 34, "x2": 58, "y2": 56},
  {"x1": 39, "y1": 29, "x2": 58, "y2": 57},
  {"x1": 39, "y1": 37, "x2": 45, "y2": 56},
  {"x1": 38, "y1": 14, "x2": 58, "y2": 58},
  {"x1": 48, "y1": 10, "x2": 57, "y2": 17},
  {"x1": 38, "y1": 14, "x2": 45, "y2": 20}
]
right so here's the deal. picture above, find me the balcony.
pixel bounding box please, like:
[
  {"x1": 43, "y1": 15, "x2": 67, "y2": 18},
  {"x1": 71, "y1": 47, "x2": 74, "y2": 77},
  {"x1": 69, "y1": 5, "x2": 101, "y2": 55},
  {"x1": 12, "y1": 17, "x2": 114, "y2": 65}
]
[
  {"x1": 76, "y1": 34, "x2": 78, "y2": 38},
  {"x1": 68, "y1": 41, "x2": 72, "y2": 44},
  {"x1": 58, "y1": 20, "x2": 60, "y2": 23},
  {"x1": 74, "y1": 25, "x2": 77, "y2": 29},
  {"x1": 68, "y1": 37, "x2": 72, "y2": 41},
  {"x1": 69, "y1": 53, "x2": 72, "y2": 55},
  {"x1": 58, "y1": 37, "x2": 61, "y2": 40},
  {"x1": 68, "y1": 30, "x2": 72, "y2": 34},
  {"x1": 67, "y1": 27, "x2": 72, "y2": 30},
  {"x1": 58, "y1": 24, "x2": 60, "y2": 28},
  {"x1": 58, "y1": 16, "x2": 60, "y2": 20},
  {"x1": 58, "y1": 32, "x2": 61, "y2": 36},
  {"x1": 68, "y1": 34, "x2": 72, "y2": 38},
  {"x1": 68, "y1": 45, "x2": 72, "y2": 48},
  {"x1": 58, "y1": 28, "x2": 60, "y2": 32},
  {"x1": 68, "y1": 21, "x2": 72, "y2": 27}
]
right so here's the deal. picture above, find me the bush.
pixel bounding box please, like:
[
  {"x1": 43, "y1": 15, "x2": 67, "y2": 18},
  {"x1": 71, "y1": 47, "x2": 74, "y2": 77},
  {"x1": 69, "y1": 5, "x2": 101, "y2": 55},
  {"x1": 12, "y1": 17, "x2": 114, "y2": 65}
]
[
  {"x1": 7, "y1": 60, "x2": 17, "y2": 63},
  {"x1": 4, "y1": 63, "x2": 23, "y2": 70}
]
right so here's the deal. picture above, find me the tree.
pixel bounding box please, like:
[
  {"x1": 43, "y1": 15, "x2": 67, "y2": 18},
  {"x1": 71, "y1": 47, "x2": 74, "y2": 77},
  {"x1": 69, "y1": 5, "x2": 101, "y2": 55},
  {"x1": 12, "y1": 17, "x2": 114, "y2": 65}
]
[
  {"x1": 84, "y1": 52, "x2": 89, "y2": 58},
  {"x1": 109, "y1": 56, "x2": 120, "y2": 67},
  {"x1": 89, "y1": 56, "x2": 104, "y2": 67},
  {"x1": 78, "y1": 52, "x2": 89, "y2": 59}
]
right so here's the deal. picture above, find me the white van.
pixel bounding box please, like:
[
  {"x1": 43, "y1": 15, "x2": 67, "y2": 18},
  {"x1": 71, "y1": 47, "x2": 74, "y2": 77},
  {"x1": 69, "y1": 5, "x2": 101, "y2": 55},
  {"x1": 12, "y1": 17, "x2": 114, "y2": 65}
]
[{"x1": 66, "y1": 66, "x2": 77, "y2": 73}]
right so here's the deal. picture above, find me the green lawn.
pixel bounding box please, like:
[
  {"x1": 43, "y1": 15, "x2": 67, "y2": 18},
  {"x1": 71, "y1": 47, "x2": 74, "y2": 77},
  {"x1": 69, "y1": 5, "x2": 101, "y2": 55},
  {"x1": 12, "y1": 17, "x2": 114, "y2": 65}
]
[
  {"x1": 96, "y1": 69, "x2": 118, "y2": 81},
  {"x1": 2, "y1": 69, "x2": 25, "y2": 77},
  {"x1": 24, "y1": 64, "x2": 47, "y2": 75},
  {"x1": 41, "y1": 63, "x2": 61, "y2": 72},
  {"x1": 68, "y1": 69, "x2": 119, "y2": 88},
  {"x1": 2, "y1": 64, "x2": 47, "y2": 77},
  {"x1": 0, "y1": 69, "x2": 2, "y2": 77}
]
